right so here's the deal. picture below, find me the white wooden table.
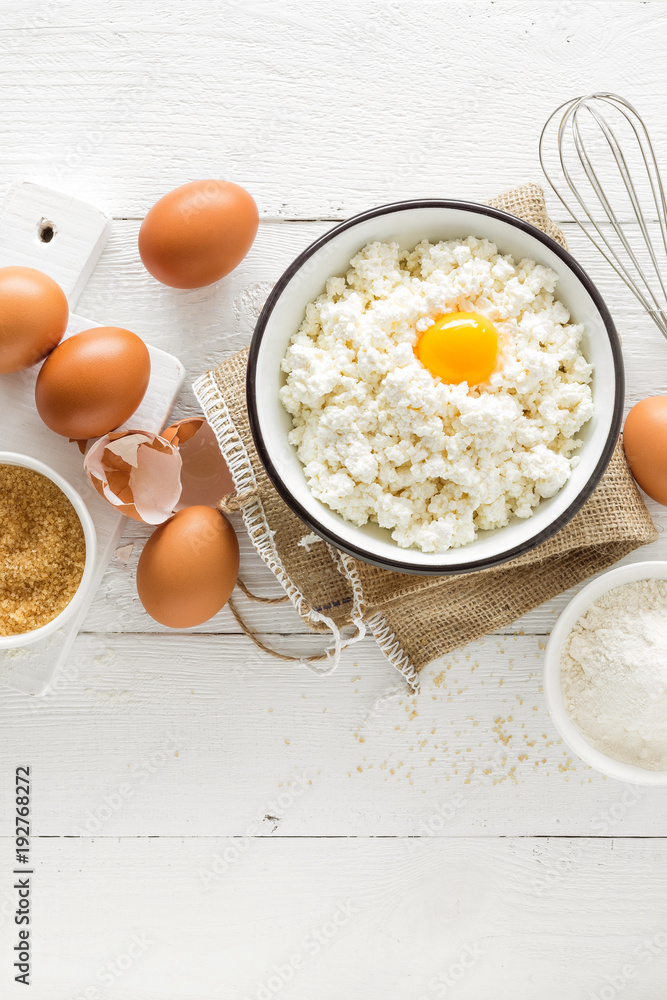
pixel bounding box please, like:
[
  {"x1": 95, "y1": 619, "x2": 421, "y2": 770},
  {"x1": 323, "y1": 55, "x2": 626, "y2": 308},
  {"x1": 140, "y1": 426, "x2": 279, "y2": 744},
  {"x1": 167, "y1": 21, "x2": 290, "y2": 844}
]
[{"x1": 2, "y1": 2, "x2": 667, "y2": 997}]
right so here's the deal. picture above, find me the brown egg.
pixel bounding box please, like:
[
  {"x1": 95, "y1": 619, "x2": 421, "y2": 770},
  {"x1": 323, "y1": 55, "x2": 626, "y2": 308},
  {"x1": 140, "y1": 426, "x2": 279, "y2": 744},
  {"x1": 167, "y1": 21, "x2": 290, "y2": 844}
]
[
  {"x1": 35, "y1": 327, "x2": 151, "y2": 439},
  {"x1": 623, "y1": 396, "x2": 667, "y2": 505},
  {"x1": 138, "y1": 180, "x2": 258, "y2": 288},
  {"x1": 0, "y1": 266, "x2": 68, "y2": 373},
  {"x1": 136, "y1": 506, "x2": 239, "y2": 627}
]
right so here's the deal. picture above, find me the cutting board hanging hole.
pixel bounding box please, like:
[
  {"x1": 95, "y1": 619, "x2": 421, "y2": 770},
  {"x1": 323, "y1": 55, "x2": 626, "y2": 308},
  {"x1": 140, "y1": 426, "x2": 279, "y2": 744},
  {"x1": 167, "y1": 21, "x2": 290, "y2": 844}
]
[
  {"x1": 38, "y1": 218, "x2": 56, "y2": 243},
  {"x1": 0, "y1": 181, "x2": 113, "y2": 307}
]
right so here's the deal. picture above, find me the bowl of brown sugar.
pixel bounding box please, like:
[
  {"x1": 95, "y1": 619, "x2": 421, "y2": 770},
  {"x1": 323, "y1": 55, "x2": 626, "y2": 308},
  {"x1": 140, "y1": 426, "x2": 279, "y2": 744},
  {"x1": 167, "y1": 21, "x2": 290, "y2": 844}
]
[{"x1": 0, "y1": 452, "x2": 97, "y2": 648}]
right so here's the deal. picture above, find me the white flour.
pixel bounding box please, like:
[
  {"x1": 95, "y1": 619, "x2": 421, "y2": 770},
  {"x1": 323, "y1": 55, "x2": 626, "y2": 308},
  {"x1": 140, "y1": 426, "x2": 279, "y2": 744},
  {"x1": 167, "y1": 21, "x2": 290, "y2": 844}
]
[{"x1": 561, "y1": 578, "x2": 667, "y2": 770}]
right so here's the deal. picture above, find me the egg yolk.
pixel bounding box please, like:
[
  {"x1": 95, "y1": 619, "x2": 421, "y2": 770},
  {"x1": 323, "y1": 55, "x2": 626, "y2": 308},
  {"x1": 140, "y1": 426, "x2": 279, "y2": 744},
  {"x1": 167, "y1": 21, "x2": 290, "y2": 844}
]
[{"x1": 415, "y1": 311, "x2": 498, "y2": 386}]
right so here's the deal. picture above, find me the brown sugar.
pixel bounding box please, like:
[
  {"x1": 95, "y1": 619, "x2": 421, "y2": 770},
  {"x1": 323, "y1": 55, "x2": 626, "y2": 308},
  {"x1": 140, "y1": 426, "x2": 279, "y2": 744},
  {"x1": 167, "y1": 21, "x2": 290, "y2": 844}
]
[{"x1": 0, "y1": 465, "x2": 86, "y2": 635}]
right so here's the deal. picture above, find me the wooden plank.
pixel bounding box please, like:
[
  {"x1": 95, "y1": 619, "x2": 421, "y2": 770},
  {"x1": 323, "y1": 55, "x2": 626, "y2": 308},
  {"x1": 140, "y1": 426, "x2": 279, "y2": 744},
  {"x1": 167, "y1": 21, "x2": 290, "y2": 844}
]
[
  {"x1": 2, "y1": 633, "x2": 666, "y2": 838},
  {"x1": 0, "y1": 2, "x2": 665, "y2": 219},
  {"x1": 0, "y1": 836, "x2": 666, "y2": 999}
]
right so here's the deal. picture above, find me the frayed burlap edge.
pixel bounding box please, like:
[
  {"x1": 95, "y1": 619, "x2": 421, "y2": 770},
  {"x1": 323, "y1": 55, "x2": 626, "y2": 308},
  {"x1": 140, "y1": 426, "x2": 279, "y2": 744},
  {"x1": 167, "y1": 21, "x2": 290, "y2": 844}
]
[{"x1": 194, "y1": 370, "x2": 367, "y2": 675}]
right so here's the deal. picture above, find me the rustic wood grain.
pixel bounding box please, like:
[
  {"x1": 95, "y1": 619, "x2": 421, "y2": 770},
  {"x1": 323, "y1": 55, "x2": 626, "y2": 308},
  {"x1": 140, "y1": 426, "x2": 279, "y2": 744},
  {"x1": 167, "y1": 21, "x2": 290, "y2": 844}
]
[
  {"x1": 2, "y1": 633, "x2": 666, "y2": 838},
  {"x1": 0, "y1": 1, "x2": 665, "y2": 218},
  {"x1": 0, "y1": 837, "x2": 666, "y2": 999},
  {"x1": 2, "y1": 2, "x2": 667, "y2": 996}
]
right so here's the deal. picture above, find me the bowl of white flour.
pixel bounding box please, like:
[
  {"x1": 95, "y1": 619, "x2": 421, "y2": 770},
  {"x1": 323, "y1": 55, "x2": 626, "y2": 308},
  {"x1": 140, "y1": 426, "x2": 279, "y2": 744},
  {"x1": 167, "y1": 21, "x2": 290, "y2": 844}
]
[
  {"x1": 248, "y1": 200, "x2": 623, "y2": 574},
  {"x1": 544, "y1": 561, "x2": 667, "y2": 784}
]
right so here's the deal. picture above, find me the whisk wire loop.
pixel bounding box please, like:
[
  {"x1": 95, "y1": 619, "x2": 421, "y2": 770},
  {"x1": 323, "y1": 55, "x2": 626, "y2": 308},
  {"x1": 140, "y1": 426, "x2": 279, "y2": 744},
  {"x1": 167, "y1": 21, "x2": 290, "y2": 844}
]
[{"x1": 540, "y1": 92, "x2": 667, "y2": 341}]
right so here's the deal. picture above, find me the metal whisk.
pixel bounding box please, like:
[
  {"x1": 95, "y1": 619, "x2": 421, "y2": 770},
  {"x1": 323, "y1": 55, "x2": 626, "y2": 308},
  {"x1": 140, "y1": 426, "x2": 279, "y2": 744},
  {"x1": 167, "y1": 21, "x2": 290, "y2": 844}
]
[{"x1": 539, "y1": 93, "x2": 667, "y2": 340}]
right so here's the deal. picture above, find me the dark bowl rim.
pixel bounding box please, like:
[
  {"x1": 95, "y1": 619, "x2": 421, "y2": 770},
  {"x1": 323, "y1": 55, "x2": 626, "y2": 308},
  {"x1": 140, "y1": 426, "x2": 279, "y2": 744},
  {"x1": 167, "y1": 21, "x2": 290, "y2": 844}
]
[{"x1": 247, "y1": 198, "x2": 624, "y2": 576}]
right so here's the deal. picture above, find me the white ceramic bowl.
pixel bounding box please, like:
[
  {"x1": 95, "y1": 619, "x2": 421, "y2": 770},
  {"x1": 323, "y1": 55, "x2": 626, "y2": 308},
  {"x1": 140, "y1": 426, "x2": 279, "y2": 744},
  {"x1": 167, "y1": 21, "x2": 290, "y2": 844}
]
[
  {"x1": 248, "y1": 200, "x2": 623, "y2": 574},
  {"x1": 0, "y1": 451, "x2": 97, "y2": 649},
  {"x1": 544, "y1": 561, "x2": 667, "y2": 785}
]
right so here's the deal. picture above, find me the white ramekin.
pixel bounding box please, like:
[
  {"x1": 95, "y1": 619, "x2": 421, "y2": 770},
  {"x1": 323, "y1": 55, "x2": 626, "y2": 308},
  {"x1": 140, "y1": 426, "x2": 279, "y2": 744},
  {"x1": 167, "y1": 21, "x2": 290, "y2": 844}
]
[
  {"x1": 543, "y1": 561, "x2": 667, "y2": 785},
  {"x1": 0, "y1": 451, "x2": 97, "y2": 649}
]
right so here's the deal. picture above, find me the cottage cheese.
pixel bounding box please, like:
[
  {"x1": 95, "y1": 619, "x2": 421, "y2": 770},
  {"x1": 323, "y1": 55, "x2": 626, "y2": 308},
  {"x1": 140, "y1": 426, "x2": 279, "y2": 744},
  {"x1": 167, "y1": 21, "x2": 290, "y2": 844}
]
[{"x1": 280, "y1": 237, "x2": 594, "y2": 552}]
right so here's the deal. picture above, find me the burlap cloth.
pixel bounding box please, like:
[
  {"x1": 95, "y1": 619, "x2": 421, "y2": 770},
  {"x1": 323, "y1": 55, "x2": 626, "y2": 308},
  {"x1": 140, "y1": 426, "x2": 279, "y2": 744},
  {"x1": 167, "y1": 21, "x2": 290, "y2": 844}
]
[{"x1": 193, "y1": 184, "x2": 657, "y2": 689}]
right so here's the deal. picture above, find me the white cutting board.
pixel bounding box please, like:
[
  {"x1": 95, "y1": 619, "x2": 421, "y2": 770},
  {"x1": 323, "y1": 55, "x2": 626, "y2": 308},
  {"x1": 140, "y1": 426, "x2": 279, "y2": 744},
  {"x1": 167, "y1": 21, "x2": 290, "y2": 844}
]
[{"x1": 0, "y1": 181, "x2": 185, "y2": 695}]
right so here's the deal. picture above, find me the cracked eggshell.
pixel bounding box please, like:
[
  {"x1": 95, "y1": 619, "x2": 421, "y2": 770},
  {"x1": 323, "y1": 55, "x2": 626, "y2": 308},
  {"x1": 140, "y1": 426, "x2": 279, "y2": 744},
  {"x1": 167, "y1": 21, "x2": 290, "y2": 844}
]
[
  {"x1": 162, "y1": 417, "x2": 234, "y2": 508},
  {"x1": 84, "y1": 430, "x2": 182, "y2": 524}
]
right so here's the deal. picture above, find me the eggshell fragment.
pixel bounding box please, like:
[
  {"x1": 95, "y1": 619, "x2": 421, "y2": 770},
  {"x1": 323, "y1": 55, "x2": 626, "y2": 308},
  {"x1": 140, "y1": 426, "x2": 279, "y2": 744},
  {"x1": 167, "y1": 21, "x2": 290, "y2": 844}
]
[
  {"x1": 162, "y1": 417, "x2": 233, "y2": 508},
  {"x1": 84, "y1": 431, "x2": 182, "y2": 523},
  {"x1": 136, "y1": 506, "x2": 239, "y2": 627},
  {"x1": 623, "y1": 396, "x2": 667, "y2": 505}
]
